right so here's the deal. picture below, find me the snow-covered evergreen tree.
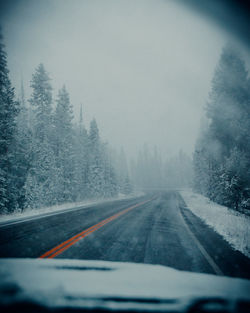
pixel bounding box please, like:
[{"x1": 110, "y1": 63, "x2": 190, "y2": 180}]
[
  {"x1": 122, "y1": 175, "x2": 133, "y2": 195},
  {"x1": 102, "y1": 143, "x2": 118, "y2": 197},
  {"x1": 0, "y1": 32, "x2": 20, "y2": 213},
  {"x1": 74, "y1": 104, "x2": 89, "y2": 200},
  {"x1": 10, "y1": 80, "x2": 32, "y2": 210},
  {"x1": 25, "y1": 64, "x2": 57, "y2": 208},
  {"x1": 193, "y1": 44, "x2": 250, "y2": 211},
  {"x1": 115, "y1": 148, "x2": 133, "y2": 195},
  {"x1": 87, "y1": 119, "x2": 105, "y2": 198},
  {"x1": 53, "y1": 85, "x2": 75, "y2": 203}
]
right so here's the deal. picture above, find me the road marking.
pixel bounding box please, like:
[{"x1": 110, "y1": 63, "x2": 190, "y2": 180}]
[
  {"x1": 179, "y1": 207, "x2": 223, "y2": 276},
  {"x1": 39, "y1": 199, "x2": 153, "y2": 259}
]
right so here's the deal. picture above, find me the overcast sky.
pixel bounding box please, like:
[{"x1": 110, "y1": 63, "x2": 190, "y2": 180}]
[{"x1": 0, "y1": 0, "x2": 229, "y2": 158}]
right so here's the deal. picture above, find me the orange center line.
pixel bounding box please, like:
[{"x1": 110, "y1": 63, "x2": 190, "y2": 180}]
[{"x1": 39, "y1": 199, "x2": 152, "y2": 259}]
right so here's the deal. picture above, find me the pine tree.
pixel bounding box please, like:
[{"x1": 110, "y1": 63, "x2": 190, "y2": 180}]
[
  {"x1": 115, "y1": 148, "x2": 133, "y2": 195},
  {"x1": 87, "y1": 119, "x2": 105, "y2": 198},
  {"x1": 10, "y1": 80, "x2": 32, "y2": 210},
  {"x1": 194, "y1": 44, "x2": 250, "y2": 211},
  {"x1": 207, "y1": 44, "x2": 249, "y2": 157},
  {"x1": 0, "y1": 31, "x2": 19, "y2": 213},
  {"x1": 53, "y1": 85, "x2": 75, "y2": 203},
  {"x1": 25, "y1": 64, "x2": 57, "y2": 208},
  {"x1": 29, "y1": 64, "x2": 53, "y2": 141},
  {"x1": 123, "y1": 175, "x2": 133, "y2": 195},
  {"x1": 102, "y1": 143, "x2": 118, "y2": 197},
  {"x1": 74, "y1": 104, "x2": 89, "y2": 200}
]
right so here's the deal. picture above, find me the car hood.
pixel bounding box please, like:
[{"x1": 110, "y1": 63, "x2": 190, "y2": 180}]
[{"x1": 0, "y1": 258, "x2": 249, "y2": 312}]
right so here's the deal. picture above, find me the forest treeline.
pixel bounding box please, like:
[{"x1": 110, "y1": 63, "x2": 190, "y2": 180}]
[
  {"x1": 0, "y1": 35, "x2": 132, "y2": 214},
  {"x1": 4, "y1": 32, "x2": 248, "y2": 215},
  {"x1": 193, "y1": 44, "x2": 250, "y2": 211},
  {"x1": 0, "y1": 29, "x2": 192, "y2": 215}
]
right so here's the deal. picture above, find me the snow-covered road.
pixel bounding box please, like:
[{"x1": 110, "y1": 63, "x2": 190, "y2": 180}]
[{"x1": 0, "y1": 191, "x2": 249, "y2": 279}]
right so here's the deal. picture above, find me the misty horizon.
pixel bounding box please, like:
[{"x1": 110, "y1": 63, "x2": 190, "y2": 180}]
[{"x1": 0, "y1": 0, "x2": 235, "y2": 159}]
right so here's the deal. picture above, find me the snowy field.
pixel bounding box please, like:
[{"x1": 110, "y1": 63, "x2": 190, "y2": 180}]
[
  {"x1": 180, "y1": 190, "x2": 250, "y2": 258},
  {"x1": 0, "y1": 193, "x2": 144, "y2": 225}
]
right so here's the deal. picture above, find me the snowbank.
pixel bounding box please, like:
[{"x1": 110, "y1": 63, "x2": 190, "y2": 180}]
[
  {"x1": 180, "y1": 190, "x2": 250, "y2": 258},
  {"x1": 0, "y1": 192, "x2": 144, "y2": 225}
]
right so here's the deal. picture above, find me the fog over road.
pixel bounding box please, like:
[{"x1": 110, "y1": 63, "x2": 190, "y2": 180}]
[{"x1": 0, "y1": 191, "x2": 249, "y2": 279}]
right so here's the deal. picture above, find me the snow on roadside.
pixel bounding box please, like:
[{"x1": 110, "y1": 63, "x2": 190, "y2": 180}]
[
  {"x1": 180, "y1": 189, "x2": 250, "y2": 258},
  {"x1": 0, "y1": 192, "x2": 144, "y2": 225}
]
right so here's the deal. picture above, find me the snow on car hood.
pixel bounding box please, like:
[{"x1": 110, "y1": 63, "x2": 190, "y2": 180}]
[{"x1": 0, "y1": 259, "x2": 250, "y2": 312}]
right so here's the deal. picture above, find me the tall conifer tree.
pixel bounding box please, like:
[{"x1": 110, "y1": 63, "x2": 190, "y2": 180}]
[
  {"x1": 25, "y1": 64, "x2": 57, "y2": 208},
  {"x1": 0, "y1": 32, "x2": 19, "y2": 213}
]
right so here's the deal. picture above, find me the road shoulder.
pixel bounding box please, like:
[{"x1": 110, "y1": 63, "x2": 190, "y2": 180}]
[{"x1": 178, "y1": 192, "x2": 250, "y2": 279}]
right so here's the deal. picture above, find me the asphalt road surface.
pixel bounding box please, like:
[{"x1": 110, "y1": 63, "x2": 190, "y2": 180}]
[{"x1": 0, "y1": 191, "x2": 249, "y2": 279}]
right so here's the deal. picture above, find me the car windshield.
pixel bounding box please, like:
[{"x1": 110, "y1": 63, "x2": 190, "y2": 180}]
[{"x1": 0, "y1": 1, "x2": 250, "y2": 312}]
